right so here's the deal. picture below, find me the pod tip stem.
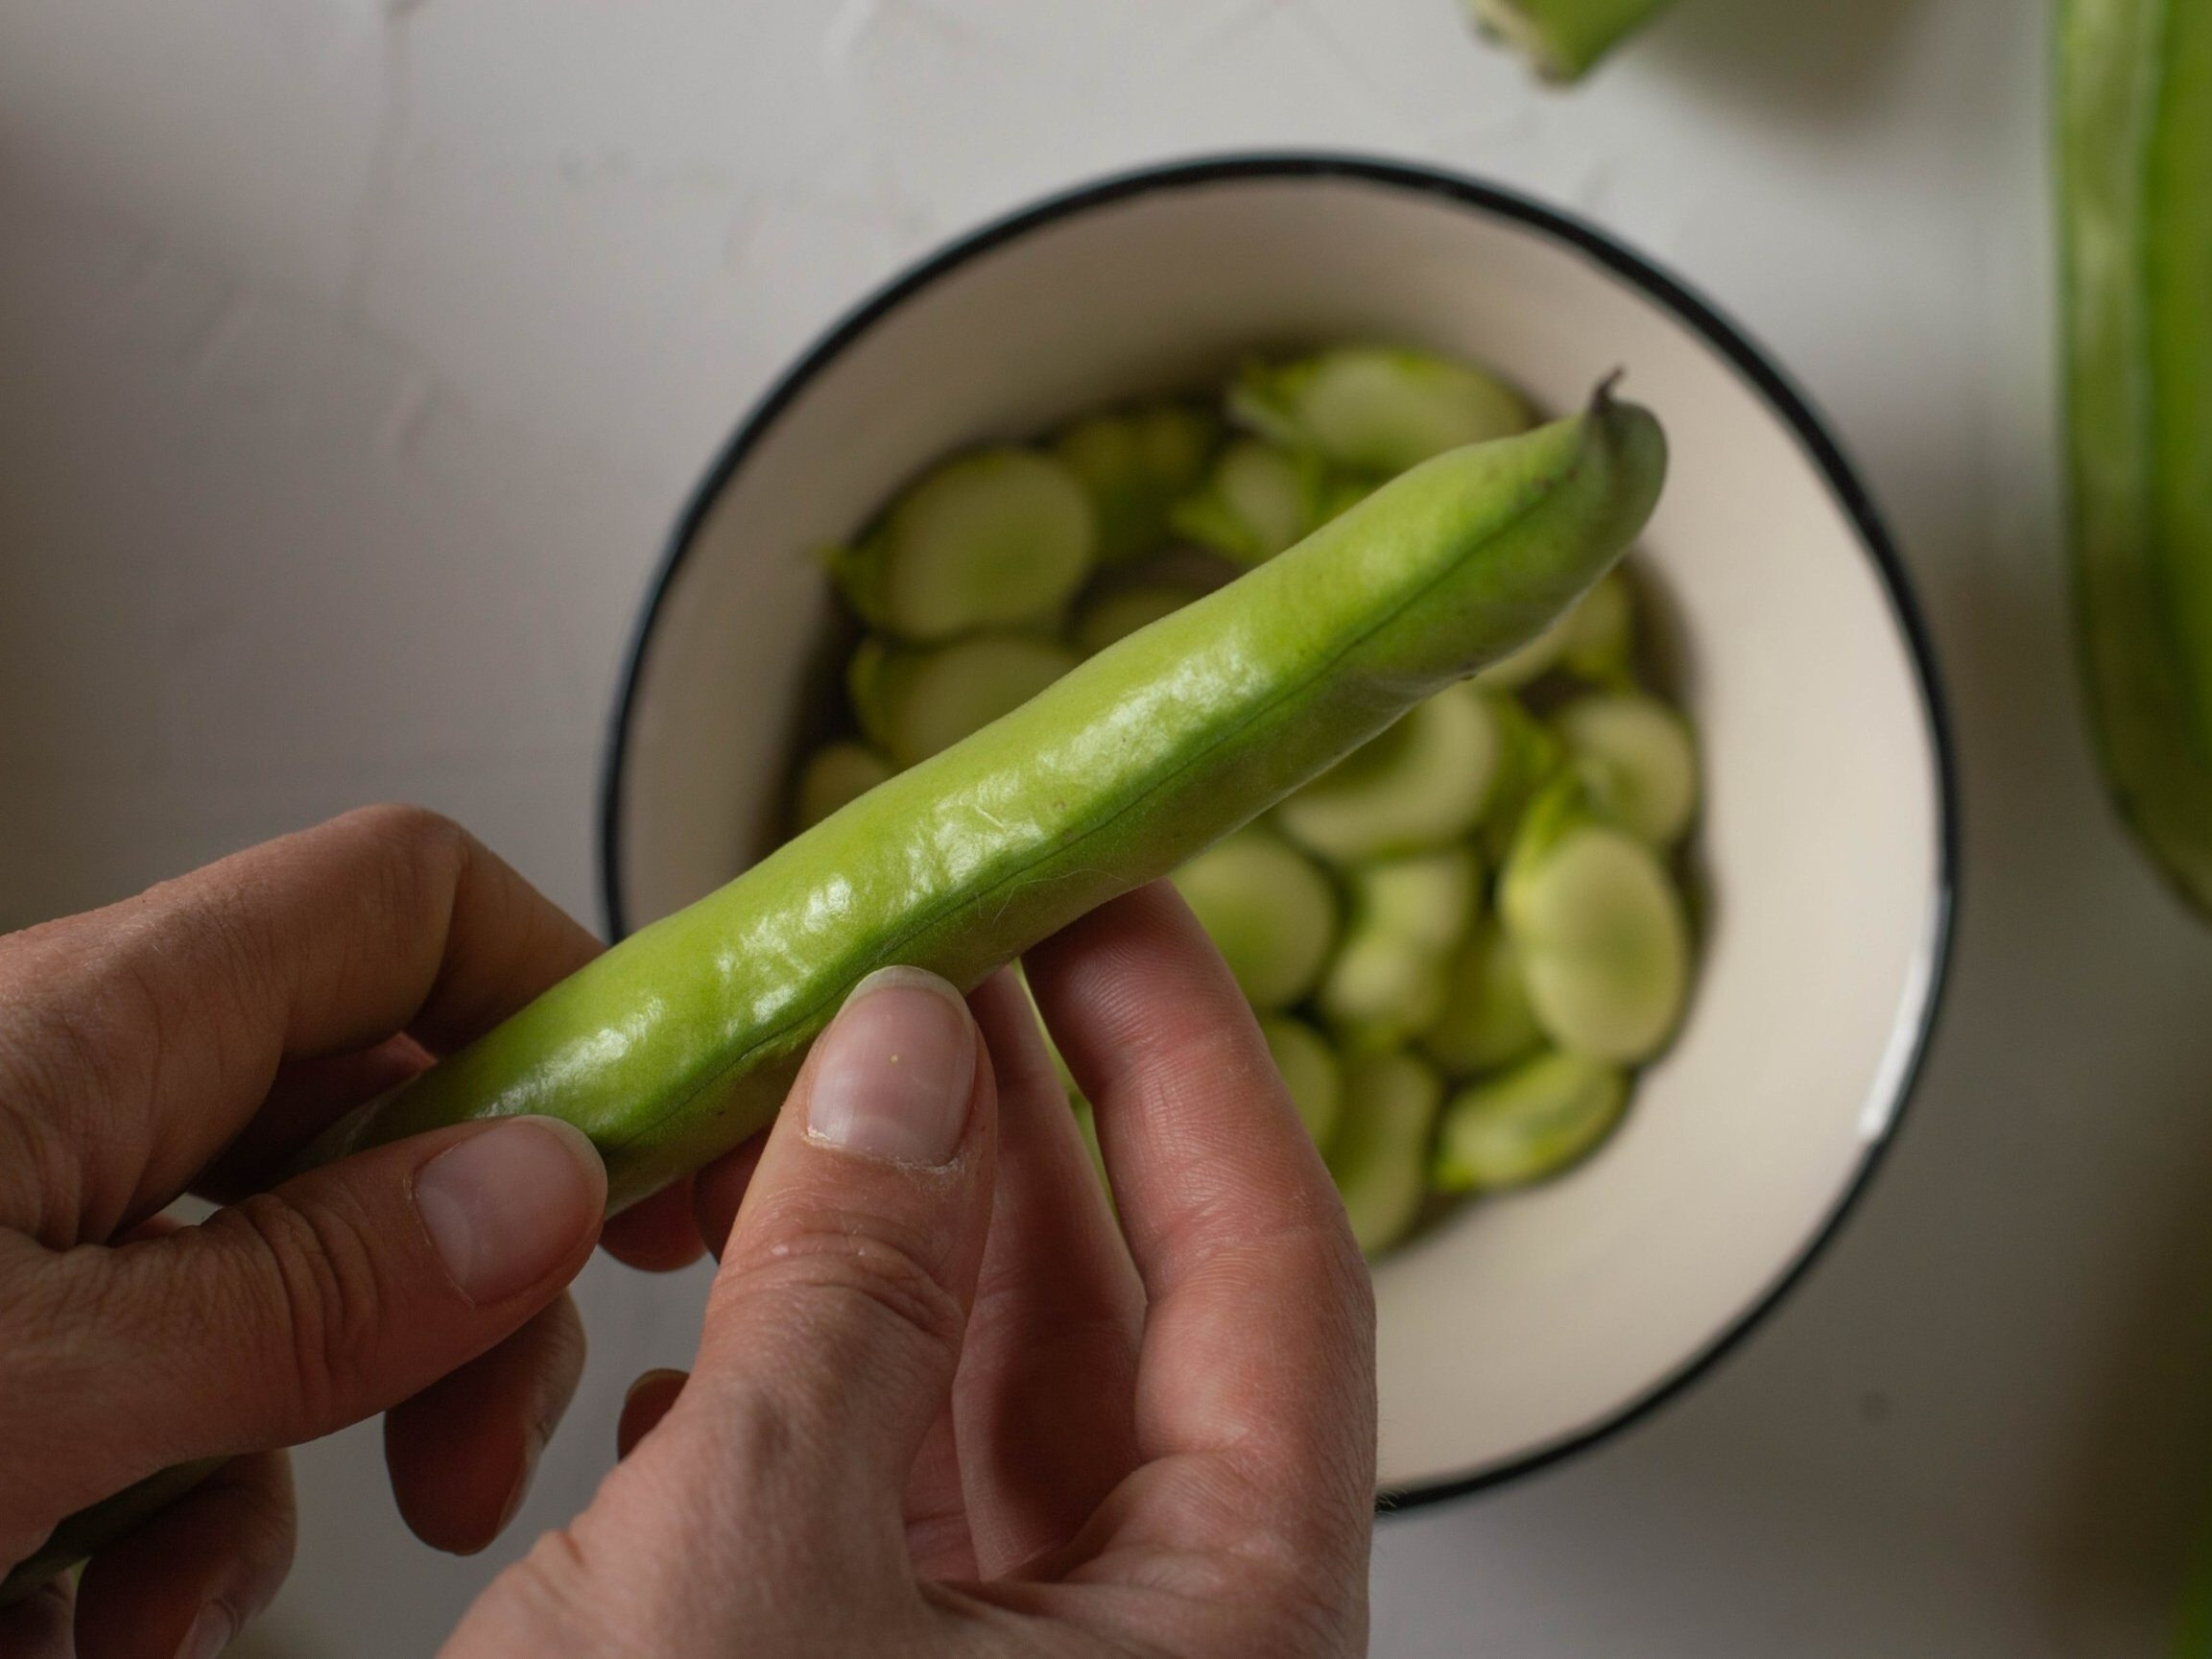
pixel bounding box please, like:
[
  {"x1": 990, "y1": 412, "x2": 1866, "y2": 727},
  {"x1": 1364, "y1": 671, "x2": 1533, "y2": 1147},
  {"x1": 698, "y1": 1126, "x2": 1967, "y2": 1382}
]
[{"x1": 1592, "y1": 368, "x2": 1627, "y2": 410}]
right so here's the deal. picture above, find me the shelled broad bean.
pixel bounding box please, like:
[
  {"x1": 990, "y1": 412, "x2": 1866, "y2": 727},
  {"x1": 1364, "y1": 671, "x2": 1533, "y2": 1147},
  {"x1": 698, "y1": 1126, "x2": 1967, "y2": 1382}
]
[{"x1": 796, "y1": 346, "x2": 1700, "y2": 1256}]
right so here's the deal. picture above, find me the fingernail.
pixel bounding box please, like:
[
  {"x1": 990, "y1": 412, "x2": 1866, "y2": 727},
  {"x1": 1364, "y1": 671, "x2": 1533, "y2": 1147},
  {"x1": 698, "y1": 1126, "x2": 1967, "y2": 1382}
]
[
  {"x1": 416, "y1": 1118, "x2": 607, "y2": 1304},
  {"x1": 177, "y1": 1603, "x2": 234, "y2": 1659},
  {"x1": 807, "y1": 966, "x2": 977, "y2": 1165}
]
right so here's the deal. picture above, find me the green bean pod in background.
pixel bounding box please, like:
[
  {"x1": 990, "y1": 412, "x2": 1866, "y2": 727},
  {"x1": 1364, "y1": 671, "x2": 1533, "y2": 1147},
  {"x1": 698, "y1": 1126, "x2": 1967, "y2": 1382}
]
[
  {"x1": 2061, "y1": 0, "x2": 2212, "y2": 918},
  {"x1": 300, "y1": 389, "x2": 1664, "y2": 1213},
  {"x1": 1463, "y1": 0, "x2": 1678, "y2": 82}
]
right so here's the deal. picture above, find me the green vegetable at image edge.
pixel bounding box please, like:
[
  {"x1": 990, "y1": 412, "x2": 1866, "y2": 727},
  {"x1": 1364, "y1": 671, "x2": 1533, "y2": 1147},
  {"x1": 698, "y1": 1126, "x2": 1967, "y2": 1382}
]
[
  {"x1": 2061, "y1": 0, "x2": 2212, "y2": 918},
  {"x1": 2066, "y1": 12, "x2": 2212, "y2": 1647},
  {"x1": 1464, "y1": 0, "x2": 1677, "y2": 82},
  {"x1": 298, "y1": 389, "x2": 1665, "y2": 1216}
]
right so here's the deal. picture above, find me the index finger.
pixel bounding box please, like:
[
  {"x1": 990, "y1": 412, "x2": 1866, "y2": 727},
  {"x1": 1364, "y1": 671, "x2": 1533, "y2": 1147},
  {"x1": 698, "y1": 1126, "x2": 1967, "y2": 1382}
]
[
  {"x1": 1023, "y1": 884, "x2": 1375, "y2": 1572},
  {"x1": 0, "y1": 804, "x2": 601, "y2": 1241}
]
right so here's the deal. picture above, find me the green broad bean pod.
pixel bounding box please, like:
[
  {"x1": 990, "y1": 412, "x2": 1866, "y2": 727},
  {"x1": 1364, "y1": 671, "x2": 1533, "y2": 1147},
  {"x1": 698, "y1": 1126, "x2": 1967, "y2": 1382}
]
[
  {"x1": 298, "y1": 390, "x2": 1666, "y2": 1214},
  {"x1": 1475, "y1": 568, "x2": 1634, "y2": 692}
]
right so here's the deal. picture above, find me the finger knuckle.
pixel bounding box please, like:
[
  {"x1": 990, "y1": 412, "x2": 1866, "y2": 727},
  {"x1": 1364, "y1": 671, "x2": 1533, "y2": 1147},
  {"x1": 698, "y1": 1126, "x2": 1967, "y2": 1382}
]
[
  {"x1": 0, "y1": 978, "x2": 167, "y2": 1243},
  {"x1": 0, "y1": 1100, "x2": 84, "y2": 1243},
  {"x1": 1161, "y1": 1196, "x2": 1362, "y2": 1313},
  {"x1": 724, "y1": 1213, "x2": 967, "y2": 1368},
  {"x1": 0, "y1": 1243, "x2": 113, "y2": 1456},
  {"x1": 337, "y1": 801, "x2": 466, "y2": 857},
  {"x1": 343, "y1": 803, "x2": 501, "y2": 961},
  {"x1": 1112, "y1": 1021, "x2": 1259, "y2": 1116},
  {"x1": 217, "y1": 1192, "x2": 386, "y2": 1427}
]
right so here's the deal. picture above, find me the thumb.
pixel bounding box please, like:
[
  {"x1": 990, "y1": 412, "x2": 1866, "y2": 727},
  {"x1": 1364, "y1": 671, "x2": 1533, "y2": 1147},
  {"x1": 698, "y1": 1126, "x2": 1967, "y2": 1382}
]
[
  {"x1": 16, "y1": 1116, "x2": 604, "y2": 1512},
  {"x1": 663, "y1": 967, "x2": 996, "y2": 1574}
]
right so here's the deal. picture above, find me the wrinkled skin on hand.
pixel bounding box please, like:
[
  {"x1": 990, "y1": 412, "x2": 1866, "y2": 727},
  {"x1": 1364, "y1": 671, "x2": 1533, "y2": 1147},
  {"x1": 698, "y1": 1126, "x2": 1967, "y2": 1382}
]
[
  {"x1": 0, "y1": 813, "x2": 1375, "y2": 1658},
  {"x1": 447, "y1": 884, "x2": 1376, "y2": 1659},
  {"x1": 0, "y1": 807, "x2": 705, "y2": 1654}
]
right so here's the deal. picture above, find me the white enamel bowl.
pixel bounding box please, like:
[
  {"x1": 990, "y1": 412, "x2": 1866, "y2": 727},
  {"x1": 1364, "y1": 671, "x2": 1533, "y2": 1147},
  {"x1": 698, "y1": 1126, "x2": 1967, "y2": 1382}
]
[{"x1": 601, "y1": 156, "x2": 1956, "y2": 1505}]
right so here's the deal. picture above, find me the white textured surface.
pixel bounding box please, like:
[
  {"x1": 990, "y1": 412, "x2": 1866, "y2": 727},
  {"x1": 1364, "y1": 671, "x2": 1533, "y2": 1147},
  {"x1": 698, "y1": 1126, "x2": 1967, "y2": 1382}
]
[{"x1": 2, "y1": 2, "x2": 2205, "y2": 1655}]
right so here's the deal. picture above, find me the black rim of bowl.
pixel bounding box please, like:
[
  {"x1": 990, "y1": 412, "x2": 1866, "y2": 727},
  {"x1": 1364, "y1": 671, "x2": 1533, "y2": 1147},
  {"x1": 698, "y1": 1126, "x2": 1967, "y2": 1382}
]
[{"x1": 597, "y1": 151, "x2": 1962, "y2": 1513}]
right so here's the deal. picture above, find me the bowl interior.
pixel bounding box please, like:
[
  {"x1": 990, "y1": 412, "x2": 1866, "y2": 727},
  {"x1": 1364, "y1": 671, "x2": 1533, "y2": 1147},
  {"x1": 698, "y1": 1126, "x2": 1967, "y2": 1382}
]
[{"x1": 609, "y1": 167, "x2": 1948, "y2": 1495}]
